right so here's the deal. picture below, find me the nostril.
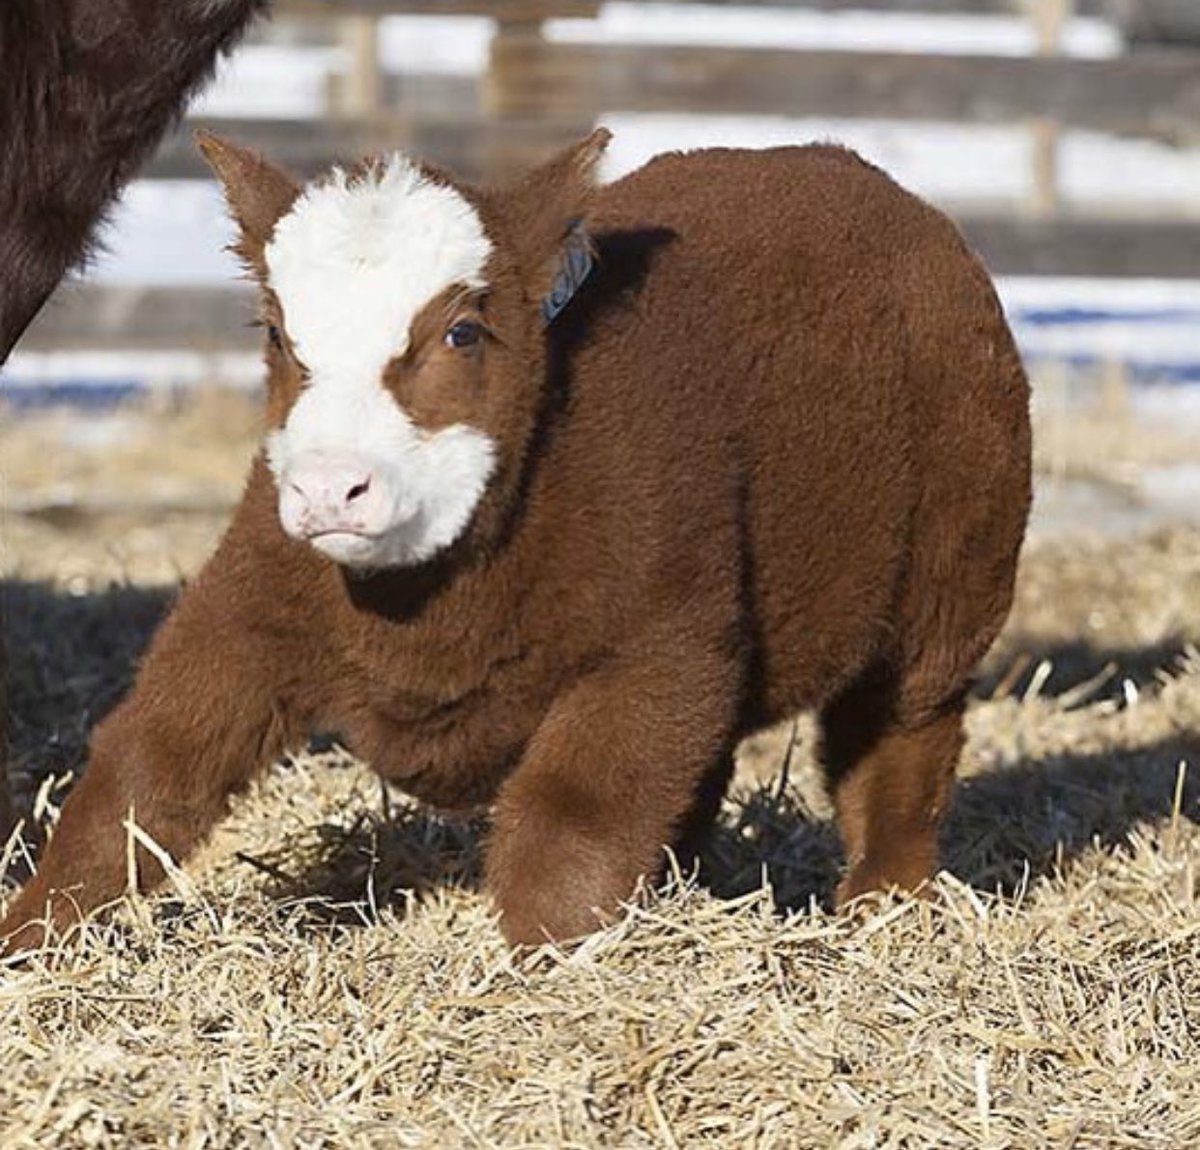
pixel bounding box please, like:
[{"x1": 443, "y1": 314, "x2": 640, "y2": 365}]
[{"x1": 345, "y1": 477, "x2": 371, "y2": 504}]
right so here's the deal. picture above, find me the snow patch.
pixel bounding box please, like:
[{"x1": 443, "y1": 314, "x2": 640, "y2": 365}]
[{"x1": 548, "y1": 3, "x2": 1121, "y2": 58}]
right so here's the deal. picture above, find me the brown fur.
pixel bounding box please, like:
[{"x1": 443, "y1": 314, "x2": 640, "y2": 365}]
[{"x1": 0, "y1": 135, "x2": 1031, "y2": 951}]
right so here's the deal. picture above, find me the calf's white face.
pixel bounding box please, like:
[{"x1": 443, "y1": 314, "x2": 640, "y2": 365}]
[
  {"x1": 200, "y1": 128, "x2": 611, "y2": 573},
  {"x1": 261, "y1": 157, "x2": 496, "y2": 570}
]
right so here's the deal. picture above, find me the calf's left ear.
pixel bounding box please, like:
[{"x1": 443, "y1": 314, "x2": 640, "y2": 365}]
[
  {"x1": 499, "y1": 128, "x2": 611, "y2": 312},
  {"x1": 196, "y1": 131, "x2": 300, "y2": 274}
]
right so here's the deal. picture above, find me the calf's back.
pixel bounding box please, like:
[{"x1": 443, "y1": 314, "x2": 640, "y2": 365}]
[{"x1": 525, "y1": 144, "x2": 1030, "y2": 732}]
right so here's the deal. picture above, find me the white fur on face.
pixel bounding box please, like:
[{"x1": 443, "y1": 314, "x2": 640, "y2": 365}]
[{"x1": 263, "y1": 154, "x2": 497, "y2": 570}]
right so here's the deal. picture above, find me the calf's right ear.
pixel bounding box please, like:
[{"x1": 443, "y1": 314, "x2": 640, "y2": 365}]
[
  {"x1": 196, "y1": 131, "x2": 300, "y2": 272},
  {"x1": 500, "y1": 129, "x2": 611, "y2": 309}
]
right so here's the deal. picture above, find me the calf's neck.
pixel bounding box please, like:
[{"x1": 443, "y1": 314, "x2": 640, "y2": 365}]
[{"x1": 0, "y1": 132, "x2": 1031, "y2": 949}]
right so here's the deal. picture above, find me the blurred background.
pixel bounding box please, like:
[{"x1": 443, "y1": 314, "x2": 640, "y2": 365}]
[{"x1": 1, "y1": 0, "x2": 1199, "y2": 609}]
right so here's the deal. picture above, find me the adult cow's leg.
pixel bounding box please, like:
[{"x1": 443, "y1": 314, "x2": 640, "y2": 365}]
[
  {"x1": 0, "y1": 552, "x2": 312, "y2": 954},
  {"x1": 485, "y1": 634, "x2": 741, "y2": 946}
]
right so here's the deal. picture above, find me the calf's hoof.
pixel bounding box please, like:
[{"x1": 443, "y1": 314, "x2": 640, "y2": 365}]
[
  {"x1": 498, "y1": 906, "x2": 614, "y2": 950},
  {"x1": 835, "y1": 860, "x2": 935, "y2": 911},
  {"x1": 0, "y1": 912, "x2": 50, "y2": 960}
]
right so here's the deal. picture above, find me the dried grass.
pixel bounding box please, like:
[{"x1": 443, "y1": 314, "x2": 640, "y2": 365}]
[{"x1": 2, "y1": 388, "x2": 1200, "y2": 1147}]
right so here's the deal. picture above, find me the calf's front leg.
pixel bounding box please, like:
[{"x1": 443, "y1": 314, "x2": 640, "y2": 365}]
[
  {"x1": 0, "y1": 584, "x2": 308, "y2": 955},
  {"x1": 485, "y1": 641, "x2": 739, "y2": 946}
]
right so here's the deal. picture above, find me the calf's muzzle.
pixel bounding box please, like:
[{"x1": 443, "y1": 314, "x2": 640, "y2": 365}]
[{"x1": 278, "y1": 450, "x2": 392, "y2": 542}]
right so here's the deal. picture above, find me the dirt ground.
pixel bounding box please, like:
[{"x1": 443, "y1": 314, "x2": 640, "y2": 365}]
[{"x1": 1, "y1": 383, "x2": 1199, "y2": 1147}]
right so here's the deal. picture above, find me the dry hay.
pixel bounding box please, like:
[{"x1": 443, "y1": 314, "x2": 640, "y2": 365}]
[
  {"x1": 0, "y1": 390, "x2": 258, "y2": 590},
  {"x1": 2, "y1": 679, "x2": 1198, "y2": 1148},
  {"x1": 2, "y1": 390, "x2": 1200, "y2": 1147}
]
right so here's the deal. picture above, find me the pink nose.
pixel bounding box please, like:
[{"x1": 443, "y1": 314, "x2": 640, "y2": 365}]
[{"x1": 279, "y1": 452, "x2": 379, "y2": 539}]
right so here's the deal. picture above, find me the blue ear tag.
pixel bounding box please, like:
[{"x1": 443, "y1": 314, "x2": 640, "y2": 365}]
[{"x1": 541, "y1": 221, "x2": 594, "y2": 326}]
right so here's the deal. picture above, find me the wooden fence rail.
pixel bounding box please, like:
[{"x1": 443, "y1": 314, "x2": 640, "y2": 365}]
[
  {"x1": 484, "y1": 43, "x2": 1200, "y2": 140},
  {"x1": 280, "y1": 0, "x2": 598, "y2": 17},
  {"x1": 20, "y1": 206, "x2": 1200, "y2": 354},
  {"x1": 157, "y1": 111, "x2": 583, "y2": 182},
  {"x1": 149, "y1": 41, "x2": 1200, "y2": 183},
  {"x1": 267, "y1": 0, "x2": 1131, "y2": 21}
]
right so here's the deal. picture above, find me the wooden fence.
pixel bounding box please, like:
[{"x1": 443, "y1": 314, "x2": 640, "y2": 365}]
[{"x1": 19, "y1": 0, "x2": 1200, "y2": 354}]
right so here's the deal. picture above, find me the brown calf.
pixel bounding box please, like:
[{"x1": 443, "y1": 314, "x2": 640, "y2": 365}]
[{"x1": 0, "y1": 132, "x2": 1031, "y2": 950}]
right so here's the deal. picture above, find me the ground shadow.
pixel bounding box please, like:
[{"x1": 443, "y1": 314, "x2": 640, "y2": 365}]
[
  {"x1": 674, "y1": 635, "x2": 1198, "y2": 911},
  {"x1": 699, "y1": 637, "x2": 1199, "y2": 909},
  {"x1": 695, "y1": 728, "x2": 1200, "y2": 913},
  {"x1": 270, "y1": 715, "x2": 1199, "y2": 930},
  {"x1": 3, "y1": 578, "x2": 174, "y2": 789},
  {"x1": 260, "y1": 717, "x2": 1197, "y2": 931},
  {"x1": 976, "y1": 637, "x2": 1194, "y2": 705},
  {"x1": 229, "y1": 784, "x2": 488, "y2": 929},
  {"x1": 944, "y1": 734, "x2": 1199, "y2": 893}
]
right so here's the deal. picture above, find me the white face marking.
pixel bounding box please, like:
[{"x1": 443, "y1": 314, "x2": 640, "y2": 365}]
[{"x1": 263, "y1": 154, "x2": 497, "y2": 570}]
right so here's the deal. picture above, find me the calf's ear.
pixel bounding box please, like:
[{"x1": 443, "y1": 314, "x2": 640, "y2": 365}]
[
  {"x1": 500, "y1": 128, "x2": 611, "y2": 309},
  {"x1": 196, "y1": 131, "x2": 300, "y2": 273}
]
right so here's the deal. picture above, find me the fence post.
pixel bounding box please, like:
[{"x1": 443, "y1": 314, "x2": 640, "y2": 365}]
[
  {"x1": 484, "y1": 12, "x2": 593, "y2": 177},
  {"x1": 484, "y1": 14, "x2": 549, "y2": 117},
  {"x1": 1027, "y1": 0, "x2": 1074, "y2": 218},
  {"x1": 335, "y1": 15, "x2": 383, "y2": 120},
  {"x1": 483, "y1": 16, "x2": 540, "y2": 174}
]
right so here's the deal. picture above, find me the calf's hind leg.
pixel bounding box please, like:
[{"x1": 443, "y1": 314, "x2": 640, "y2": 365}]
[{"x1": 821, "y1": 677, "x2": 965, "y2": 906}]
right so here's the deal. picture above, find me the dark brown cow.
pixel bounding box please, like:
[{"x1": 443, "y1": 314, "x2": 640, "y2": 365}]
[
  {"x1": 0, "y1": 0, "x2": 268, "y2": 840},
  {"x1": 0, "y1": 0, "x2": 268, "y2": 362},
  {"x1": 0, "y1": 131, "x2": 1031, "y2": 951}
]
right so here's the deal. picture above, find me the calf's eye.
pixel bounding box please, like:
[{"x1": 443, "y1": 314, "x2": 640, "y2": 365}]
[
  {"x1": 267, "y1": 324, "x2": 284, "y2": 351},
  {"x1": 445, "y1": 320, "x2": 482, "y2": 349}
]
